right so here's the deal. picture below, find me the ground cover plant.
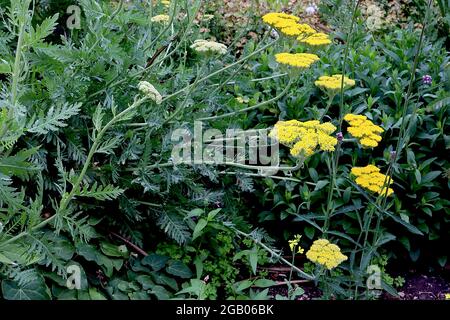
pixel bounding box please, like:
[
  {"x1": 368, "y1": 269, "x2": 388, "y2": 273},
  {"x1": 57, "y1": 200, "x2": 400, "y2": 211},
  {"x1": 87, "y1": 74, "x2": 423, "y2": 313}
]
[{"x1": 0, "y1": 0, "x2": 448, "y2": 300}]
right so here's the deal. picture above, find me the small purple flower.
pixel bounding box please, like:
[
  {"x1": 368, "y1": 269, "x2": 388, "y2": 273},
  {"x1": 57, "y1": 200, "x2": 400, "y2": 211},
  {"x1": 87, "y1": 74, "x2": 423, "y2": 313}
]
[
  {"x1": 336, "y1": 132, "x2": 344, "y2": 142},
  {"x1": 390, "y1": 150, "x2": 397, "y2": 161},
  {"x1": 422, "y1": 75, "x2": 432, "y2": 85}
]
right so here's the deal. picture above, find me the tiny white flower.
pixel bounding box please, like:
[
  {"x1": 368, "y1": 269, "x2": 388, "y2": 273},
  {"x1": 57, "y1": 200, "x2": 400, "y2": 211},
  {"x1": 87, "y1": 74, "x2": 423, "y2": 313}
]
[{"x1": 305, "y1": 3, "x2": 318, "y2": 15}]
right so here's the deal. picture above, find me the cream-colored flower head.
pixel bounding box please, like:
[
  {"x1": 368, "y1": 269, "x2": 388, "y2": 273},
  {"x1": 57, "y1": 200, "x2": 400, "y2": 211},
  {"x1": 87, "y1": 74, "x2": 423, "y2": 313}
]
[
  {"x1": 138, "y1": 81, "x2": 162, "y2": 105},
  {"x1": 190, "y1": 39, "x2": 227, "y2": 55},
  {"x1": 161, "y1": 0, "x2": 170, "y2": 7},
  {"x1": 151, "y1": 14, "x2": 170, "y2": 23}
]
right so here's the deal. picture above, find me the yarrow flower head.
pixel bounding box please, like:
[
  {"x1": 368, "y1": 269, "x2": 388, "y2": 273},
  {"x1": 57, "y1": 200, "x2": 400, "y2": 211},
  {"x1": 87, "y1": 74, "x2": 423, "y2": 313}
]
[
  {"x1": 138, "y1": 81, "x2": 162, "y2": 104},
  {"x1": 306, "y1": 239, "x2": 348, "y2": 270},
  {"x1": 262, "y1": 12, "x2": 316, "y2": 37},
  {"x1": 422, "y1": 74, "x2": 432, "y2": 85},
  {"x1": 151, "y1": 14, "x2": 170, "y2": 23},
  {"x1": 315, "y1": 74, "x2": 356, "y2": 95},
  {"x1": 269, "y1": 120, "x2": 337, "y2": 157},
  {"x1": 344, "y1": 114, "x2": 383, "y2": 148},
  {"x1": 288, "y1": 234, "x2": 304, "y2": 254},
  {"x1": 190, "y1": 39, "x2": 227, "y2": 55},
  {"x1": 351, "y1": 165, "x2": 394, "y2": 196},
  {"x1": 275, "y1": 53, "x2": 319, "y2": 69},
  {"x1": 298, "y1": 32, "x2": 332, "y2": 47}
]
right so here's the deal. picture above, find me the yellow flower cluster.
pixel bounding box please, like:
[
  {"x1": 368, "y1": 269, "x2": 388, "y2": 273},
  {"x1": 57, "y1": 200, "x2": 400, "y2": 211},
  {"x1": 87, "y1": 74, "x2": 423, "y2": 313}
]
[
  {"x1": 270, "y1": 120, "x2": 337, "y2": 157},
  {"x1": 262, "y1": 12, "x2": 316, "y2": 37},
  {"x1": 299, "y1": 32, "x2": 332, "y2": 46},
  {"x1": 275, "y1": 53, "x2": 319, "y2": 69},
  {"x1": 315, "y1": 74, "x2": 356, "y2": 95},
  {"x1": 151, "y1": 14, "x2": 170, "y2": 23},
  {"x1": 288, "y1": 234, "x2": 304, "y2": 254},
  {"x1": 306, "y1": 239, "x2": 348, "y2": 270},
  {"x1": 161, "y1": 0, "x2": 170, "y2": 7},
  {"x1": 190, "y1": 39, "x2": 227, "y2": 55},
  {"x1": 351, "y1": 165, "x2": 394, "y2": 196},
  {"x1": 344, "y1": 114, "x2": 383, "y2": 148}
]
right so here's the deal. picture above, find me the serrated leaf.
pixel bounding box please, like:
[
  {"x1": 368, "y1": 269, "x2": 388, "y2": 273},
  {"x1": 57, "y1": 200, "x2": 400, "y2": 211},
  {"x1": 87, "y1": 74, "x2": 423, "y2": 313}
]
[
  {"x1": 28, "y1": 102, "x2": 81, "y2": 135},
  {"x1": 76, "y1": 182, "x2": 124, "y2": 201}
]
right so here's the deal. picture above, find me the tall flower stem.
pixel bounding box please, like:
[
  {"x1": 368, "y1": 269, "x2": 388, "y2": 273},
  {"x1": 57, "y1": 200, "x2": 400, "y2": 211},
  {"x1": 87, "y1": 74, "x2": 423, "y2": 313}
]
[
  {"x1": 322, "y1": 0, "x2": 360, "y2": 236},
  {"x1": 371, "y1": 0, "x2": 433, "y2": 248}
]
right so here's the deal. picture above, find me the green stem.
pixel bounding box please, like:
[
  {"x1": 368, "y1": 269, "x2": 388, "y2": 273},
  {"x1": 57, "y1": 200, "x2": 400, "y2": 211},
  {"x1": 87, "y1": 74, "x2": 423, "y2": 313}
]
[
  {"x1": 338, "y1": 0, "x2": 361, "y2": 131},
  {"x1": 198, "y1": 77, "x2": 294, "y2": 121},
  {"x1": 163, "y1": 37, "x2": 280, "y2": 102},
  {"x1": 371, "y1": 0, "x2": 432, "y2": 249},
  {"x1": 2, "y1": 97, "x2": 149, "y2": 247},
  {"x1": 234, "y1": 229, "x2": 315, "y2": 281}
]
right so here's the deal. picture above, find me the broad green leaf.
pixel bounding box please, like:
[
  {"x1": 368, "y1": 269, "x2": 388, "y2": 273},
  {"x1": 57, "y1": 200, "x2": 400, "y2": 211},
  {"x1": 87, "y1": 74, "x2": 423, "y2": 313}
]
[
  {"x1": 2, "y1": 276, "x2": 51, "y2": 300},
  {"x1": 253, "y1": 279, "x2": 277, "y2": 288},
  {"x1": 192, "y1": 218, "x2": 208, "y2": 240},
  {"x1": 142, "y1": 254, "x2": 169, "y2": 271},
  {"x1": 166, "y1": 260, "x2": 193, "y2": 279}
]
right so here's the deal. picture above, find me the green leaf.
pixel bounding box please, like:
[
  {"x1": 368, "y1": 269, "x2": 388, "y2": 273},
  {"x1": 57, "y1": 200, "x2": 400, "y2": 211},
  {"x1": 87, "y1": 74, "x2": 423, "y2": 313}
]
[
  {"x1": 249, "y1": 246, "x2": 258, "y2": 275},
  {"x1": 166, "y1": 260, "x2": 193, "y2": 279},
  {"x1": 207, "y1": 208, "x2": 221, "y2": 221},
  {"x1": 2, "y1": 276, "x2": 51, "y2": 300},
  {"x1": 136, "y1": 275, "x2": 155, "y2": 290},
  {"x1": 89, "y1": 288, "x2": 107, "y2": 300},
  {"x1": 421, "y1": 171, "x2": 441, "y2": 184},
  {"x1": 142, "y1": 254, "x2": 169, "y2": 271},
  {"x1": 151, "y1": 272, "x2": 178, "y2": 291},
  {"x1": 386, "y1": 212, "x2": 423, "y2": 235},
  {"x1": 0, "y1": 253, "x2": 16, "y2": 265},
  {"x1": 314, "y1": 180, "x2": 329, "y2": 191},
  {"x1": 27, "y1": 102, "x2": 81, "y2": 135},
  {"x1": 100, "y1": 242, "x2": 124, "y2": 257},
  {"x1": 150, "y1": 285, "x2": 171, "y2": 300},
  {"x1": 0, "y1": 60, "x2": 11, "y2": 74},
  {"x1": 251, "y1": 288, "x2": 270, "y2": 300},
  {"x1": 192, "y1": 218, "x2": 208, "y2": 240},
  {"x1": 437, "y1": 256, "x2": 447, "y2": 268},
  {"x1": 304, "y1": 226, "x2": 315, "y2": 239},
  {"x1": 76, "y1": 182, "x2": 124, "y2": 201},
  {"x1": 253, "y1": 279, "x2": 277, "y2": 288},
  {"x1": 235, "y1": 279, "x2": 253, "y2": 292}
]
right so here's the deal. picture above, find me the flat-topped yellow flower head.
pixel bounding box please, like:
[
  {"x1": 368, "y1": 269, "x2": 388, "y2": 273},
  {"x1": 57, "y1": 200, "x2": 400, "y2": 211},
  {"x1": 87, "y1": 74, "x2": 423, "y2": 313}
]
[
  {"x1": 351, "y1": 165, "x2": 394, "y2": 196},
  {"x1": 344, "y1": 114, "x2": 383, "y2": 148},
  {"x1": 269, "y1": 120, "x2": 337, "y2": 157},
  {"x1": 315, "y1": 74, "x2": 356, "y2": 94},
  {"x1": 306, "y1": 239, "x2": 348, "y2": 270},
  {"x1": 275, "y1": 53, "x2": 320, "y2": 69},
  {"x1": 262, "y1": 13, "x2": 316, "y2": 37},
  {"x1": 262, "y1": 12, "x2": 300, "y2": 26},
  {"x1": 299, "y1": 32, "x2": 332, "y2": 46}
]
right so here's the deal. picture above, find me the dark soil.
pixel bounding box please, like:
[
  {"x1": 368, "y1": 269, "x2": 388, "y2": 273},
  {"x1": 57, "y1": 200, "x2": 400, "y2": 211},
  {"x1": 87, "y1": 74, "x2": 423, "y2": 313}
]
[
  {"x1": 384, "y1": 273, "x2": 450, "y2": 300},
  {"x1": 263, "y1": 264, "x2": 450, "y2": 300}
]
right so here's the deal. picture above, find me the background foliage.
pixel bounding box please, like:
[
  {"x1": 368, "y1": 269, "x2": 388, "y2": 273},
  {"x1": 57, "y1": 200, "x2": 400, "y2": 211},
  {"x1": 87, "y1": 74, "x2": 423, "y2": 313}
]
[{"x1": 0, "y1": 0, "x2": 448, "y2": 300}]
